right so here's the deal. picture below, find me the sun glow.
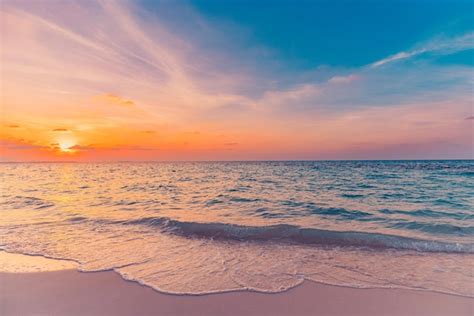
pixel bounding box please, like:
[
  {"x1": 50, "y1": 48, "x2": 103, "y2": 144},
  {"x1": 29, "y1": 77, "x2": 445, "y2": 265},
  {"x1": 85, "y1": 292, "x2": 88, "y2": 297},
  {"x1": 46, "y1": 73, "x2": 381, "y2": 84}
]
[{"x1": 57, "y1": 139, "x2": 77, "y2": 153}]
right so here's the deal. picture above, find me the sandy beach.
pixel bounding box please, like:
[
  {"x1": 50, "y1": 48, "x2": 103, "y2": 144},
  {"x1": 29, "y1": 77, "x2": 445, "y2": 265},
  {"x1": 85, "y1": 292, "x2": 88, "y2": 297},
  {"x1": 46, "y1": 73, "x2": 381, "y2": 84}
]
[{"x1": 1, "y1": 269, "x2": 473, "y2": 316}]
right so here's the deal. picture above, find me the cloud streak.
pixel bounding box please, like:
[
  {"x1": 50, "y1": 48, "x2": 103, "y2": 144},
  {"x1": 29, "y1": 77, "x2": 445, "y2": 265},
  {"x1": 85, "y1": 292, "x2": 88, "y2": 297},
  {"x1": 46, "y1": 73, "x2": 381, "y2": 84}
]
[{"x1": 371, "y1": 32, "x2": 474, "y2": 68}]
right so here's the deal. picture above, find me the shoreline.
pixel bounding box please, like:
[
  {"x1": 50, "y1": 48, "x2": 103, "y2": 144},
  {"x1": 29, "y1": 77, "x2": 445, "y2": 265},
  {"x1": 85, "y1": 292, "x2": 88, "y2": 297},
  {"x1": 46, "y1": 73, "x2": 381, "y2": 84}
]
[
  {"x1": 1, "y1": 269, "x2": 473, "y2": 316},
  {"x1": 2, "y1": 249, "x2": 472, "y2": 298}
]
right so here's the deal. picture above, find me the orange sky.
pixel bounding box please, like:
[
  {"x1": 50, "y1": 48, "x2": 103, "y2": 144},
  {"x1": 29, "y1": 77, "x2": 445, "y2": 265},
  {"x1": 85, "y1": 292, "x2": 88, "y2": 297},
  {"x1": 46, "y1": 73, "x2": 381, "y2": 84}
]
[{"x1": 1, "y1": 1, "x2": 472, "y2": 161}]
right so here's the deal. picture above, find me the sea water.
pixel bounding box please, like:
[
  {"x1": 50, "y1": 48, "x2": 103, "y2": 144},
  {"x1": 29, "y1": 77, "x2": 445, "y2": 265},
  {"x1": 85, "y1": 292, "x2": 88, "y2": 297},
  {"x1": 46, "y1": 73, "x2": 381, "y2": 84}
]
[{"x1": 1, "y1": 161, "x2": 473, "y2": 296}]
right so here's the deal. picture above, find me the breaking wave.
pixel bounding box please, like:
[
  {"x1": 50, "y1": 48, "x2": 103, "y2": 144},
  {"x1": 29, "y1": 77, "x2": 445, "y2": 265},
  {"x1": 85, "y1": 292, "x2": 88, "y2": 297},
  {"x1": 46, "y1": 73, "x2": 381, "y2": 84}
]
[{"x1": 113, "y1": 217, "x2": 474, "y2": 254}]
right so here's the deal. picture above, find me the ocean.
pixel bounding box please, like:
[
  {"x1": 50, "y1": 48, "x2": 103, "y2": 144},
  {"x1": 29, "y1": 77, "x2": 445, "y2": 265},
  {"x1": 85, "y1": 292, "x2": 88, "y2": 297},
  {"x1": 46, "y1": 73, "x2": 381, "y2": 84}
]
[{"x1": 1, "y1": 161, "x2": 473, "y2": 296}]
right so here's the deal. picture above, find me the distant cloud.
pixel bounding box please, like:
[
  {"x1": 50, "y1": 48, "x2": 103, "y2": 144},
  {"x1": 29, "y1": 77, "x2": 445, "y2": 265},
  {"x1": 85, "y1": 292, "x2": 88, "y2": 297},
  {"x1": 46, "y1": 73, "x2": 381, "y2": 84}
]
[
  {"x1": 6, "y1": 124, "x2": 20, "y2": 128},
  {"x1": 141, "y1": 130, "x2": 155, "y2": 134},
  {"x1": 465, "y1": 116, "x2": 474, "y2": 120},
  {"x1": 1, "y1": 140, "x2": 47, "y2": 150},
  {"x1": 328, "y1": 74, "x2": 359, "y2": 84},
  {"x1": 224, "y1": 142, "x2": 239, "y2": 146},
  {"x1": 69, "y1": 144, "x2": 95, "y2": 151},
  {"x1": 257, "y1": 84, "x2": 320, "y2": 109},
  {"x1": 97, "y1": 94, "x2": 135, "y2": 107},
  {"x1": 52, "y1": 128, "x2": 70, "y2": 132}
]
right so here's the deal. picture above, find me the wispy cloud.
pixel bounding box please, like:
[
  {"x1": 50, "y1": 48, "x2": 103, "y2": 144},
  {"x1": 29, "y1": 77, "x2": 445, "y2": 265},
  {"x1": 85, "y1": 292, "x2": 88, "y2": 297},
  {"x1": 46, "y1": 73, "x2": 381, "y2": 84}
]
[{"x1": 371, "y1": 32, "x2": 474, "y2": 68}]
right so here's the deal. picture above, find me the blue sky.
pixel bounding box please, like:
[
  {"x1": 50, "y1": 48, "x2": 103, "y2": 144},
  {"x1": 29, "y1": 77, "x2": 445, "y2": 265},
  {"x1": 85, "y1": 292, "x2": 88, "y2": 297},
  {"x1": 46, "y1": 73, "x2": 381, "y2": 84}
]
[
  {"x1": 136, "y1": 0, "x2": 474, "y2": 105},
  {"x1": 143, "y1": 0, "x2": 473, "y2": 69}
]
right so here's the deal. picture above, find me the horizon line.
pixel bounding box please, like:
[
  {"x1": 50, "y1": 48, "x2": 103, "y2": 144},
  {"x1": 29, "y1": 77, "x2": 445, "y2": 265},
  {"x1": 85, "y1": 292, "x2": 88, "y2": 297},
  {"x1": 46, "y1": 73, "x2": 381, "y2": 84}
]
[{"x1": 0, "y1": 158, "x2": 472, "y2": 163}]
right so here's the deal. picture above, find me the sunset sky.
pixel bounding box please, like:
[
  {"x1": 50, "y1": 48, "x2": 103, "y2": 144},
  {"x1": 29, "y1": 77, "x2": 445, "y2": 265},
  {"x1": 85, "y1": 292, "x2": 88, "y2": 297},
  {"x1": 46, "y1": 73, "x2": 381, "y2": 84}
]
[{"x1": 1, "y1": 0, "x2": 473, "y2": 161}]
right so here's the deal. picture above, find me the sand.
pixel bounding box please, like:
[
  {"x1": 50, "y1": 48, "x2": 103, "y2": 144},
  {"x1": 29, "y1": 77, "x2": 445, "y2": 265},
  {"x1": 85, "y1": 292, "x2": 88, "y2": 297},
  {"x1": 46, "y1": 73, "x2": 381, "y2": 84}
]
[{"x1": 1, "y1": 270, "x2": 473, "y2": 316}]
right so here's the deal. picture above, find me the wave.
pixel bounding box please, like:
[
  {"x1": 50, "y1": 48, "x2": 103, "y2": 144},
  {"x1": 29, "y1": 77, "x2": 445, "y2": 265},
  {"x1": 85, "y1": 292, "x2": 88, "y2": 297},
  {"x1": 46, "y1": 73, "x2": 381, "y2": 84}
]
[
  {"x1": 307, "y1": 206, "x2": 372, "y2": 218},
  {"x1": 114, "y1": 217, "x2": 474, "y2": 254},
  {"x1": 340, "y1": 193, "x2": 365, "y2": 199},
  {"x1": 378, "y1": 208, "x2": 474, "y2": 220},
  {"x1": 0, "y1": 196, "x2": 55, "y2": 210},
  {"x1": 389, "y1": 221, "x2": 474, "y2": 236}
]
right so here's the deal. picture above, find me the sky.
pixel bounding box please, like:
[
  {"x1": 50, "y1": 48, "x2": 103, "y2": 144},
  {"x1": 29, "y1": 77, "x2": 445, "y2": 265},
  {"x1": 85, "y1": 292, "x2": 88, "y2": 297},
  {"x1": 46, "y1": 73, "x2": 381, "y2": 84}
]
[{"x1": 0, "y1": 0, "x2": 473, "y2": 161}]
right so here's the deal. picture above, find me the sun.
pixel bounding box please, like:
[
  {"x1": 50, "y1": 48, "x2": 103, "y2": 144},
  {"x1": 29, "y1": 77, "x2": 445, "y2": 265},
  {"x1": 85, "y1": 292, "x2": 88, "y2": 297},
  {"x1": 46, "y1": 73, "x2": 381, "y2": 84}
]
[{"x1": 57, "y1": 139, "x2": 77, "y2": 153}]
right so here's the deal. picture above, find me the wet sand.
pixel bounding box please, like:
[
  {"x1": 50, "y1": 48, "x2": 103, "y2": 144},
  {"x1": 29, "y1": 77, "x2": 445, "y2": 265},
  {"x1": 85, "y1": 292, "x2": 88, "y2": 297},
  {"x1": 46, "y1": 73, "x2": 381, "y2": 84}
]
[{"x1": 1, "y1": 270, "x2": 473, "y2": 316}]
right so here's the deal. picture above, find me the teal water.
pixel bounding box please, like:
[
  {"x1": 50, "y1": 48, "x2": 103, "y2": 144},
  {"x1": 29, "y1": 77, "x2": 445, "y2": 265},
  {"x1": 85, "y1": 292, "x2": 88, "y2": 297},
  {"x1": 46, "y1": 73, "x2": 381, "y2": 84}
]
[{"x1": 1, "y1": 161, "x2": 473, "y2": 295}]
